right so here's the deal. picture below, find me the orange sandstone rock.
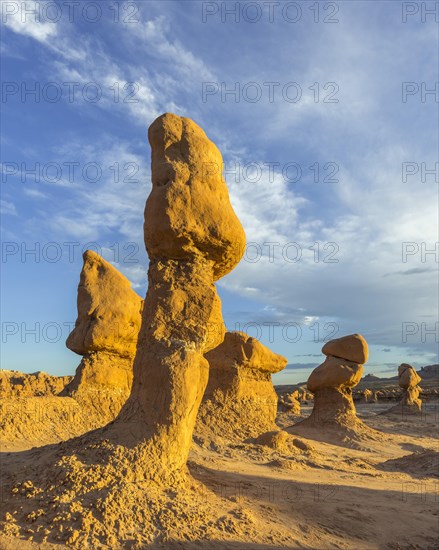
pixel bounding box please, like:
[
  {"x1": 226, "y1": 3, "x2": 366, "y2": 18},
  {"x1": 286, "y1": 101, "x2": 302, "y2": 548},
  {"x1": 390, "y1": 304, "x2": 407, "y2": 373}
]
[
  {"x1": 66, "y1": 250, "x2": 143, "y2": 358},
  {"x1": 290, "y1": 334, "x2": 381, "y2": 447},
  {"x1": 387, "y1": 363, "x2": 422, "y2": 414},
  {"x1": 322, "y1": 333, "x2": 368, "y2": 365},
  {"x1": 196, "y1": 331, "x2": 287, "y2": 440},
  {"x1": 118, "y1": 113, "x2": 246, "y2": 480},
  {"x1": 63, "y1": 251, "x2": 143, "y2": 421}
]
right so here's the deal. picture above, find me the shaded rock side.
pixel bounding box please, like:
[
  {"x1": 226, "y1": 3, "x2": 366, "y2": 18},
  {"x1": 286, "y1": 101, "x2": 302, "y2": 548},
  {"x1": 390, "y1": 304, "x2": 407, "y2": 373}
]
[{"x1": 386, "y1": 363, "x2": 422, "y2": 415}]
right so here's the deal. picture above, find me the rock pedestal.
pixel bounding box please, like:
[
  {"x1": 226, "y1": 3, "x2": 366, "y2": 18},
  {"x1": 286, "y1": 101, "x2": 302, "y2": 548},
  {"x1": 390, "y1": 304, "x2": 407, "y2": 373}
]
[{"x1": 388, "y1": 363, "x2": 422, "y2": 415}]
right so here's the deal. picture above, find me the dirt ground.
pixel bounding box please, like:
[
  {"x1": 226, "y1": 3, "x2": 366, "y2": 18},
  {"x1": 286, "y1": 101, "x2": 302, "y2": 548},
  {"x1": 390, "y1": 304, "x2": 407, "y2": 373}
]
[{"x1": 1, "y1": 395, "x2": 438, "y2": 549}]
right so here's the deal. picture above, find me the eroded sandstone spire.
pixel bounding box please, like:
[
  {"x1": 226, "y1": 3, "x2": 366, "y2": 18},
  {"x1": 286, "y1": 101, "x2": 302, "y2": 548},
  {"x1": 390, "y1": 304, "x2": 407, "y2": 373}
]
[
  {"x1": 62, "y1": 250, "x2": 143, "y2": 420},
  {"x1": 118, "y1": 113, "x2": 246, "y2": 480},
  {"x1": 196, "y1": 331, "x2": 287, "y2": 441}
]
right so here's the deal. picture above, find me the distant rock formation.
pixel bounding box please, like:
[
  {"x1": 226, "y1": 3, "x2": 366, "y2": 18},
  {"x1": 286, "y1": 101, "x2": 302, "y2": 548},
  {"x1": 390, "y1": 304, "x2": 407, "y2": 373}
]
[
  {"x1": 62, "y1": 250, "x2": 143, "y2": 421},
  {"x1": 387, "y1": 363, "x2": 422, "y2": 415},
  {"x1": 363, "y1": 373, "x2": 380, "y2": 382},
  {"x1": 280, "y1": 390, "x2": 301, "y2": 415},
  {"x1": 290, "y1": 334, "x2": 382, "y2": 448},
  {"x1": 418, "y1": 364, "x2": 439, "y2": 380},
  {"x1": 363, "y1": 389, "x2": 373, "y2": 403},
  {"x1": 196, "y1": 331, "x2": 287, "y2": 441},
  {"x1": 0, "y1": 370, "x2": 71, "y2": 398},
  {"x1": 117, "y1": 113, "x2": 246, "y2": 481}
]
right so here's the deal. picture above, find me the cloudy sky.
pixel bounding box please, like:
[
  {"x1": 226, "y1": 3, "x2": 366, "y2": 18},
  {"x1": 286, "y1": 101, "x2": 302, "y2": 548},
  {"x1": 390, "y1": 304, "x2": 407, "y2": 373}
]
[{"x1": 1, "y1": 0, "x2": 438, "y2": 383}]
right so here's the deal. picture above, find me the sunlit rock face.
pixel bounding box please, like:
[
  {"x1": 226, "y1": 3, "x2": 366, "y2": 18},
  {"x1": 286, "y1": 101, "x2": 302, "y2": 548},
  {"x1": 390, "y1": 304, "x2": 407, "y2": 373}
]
[
  {"x1": 63, "y1": 250, "x2": 143, "y2": 422},
  {"x1": 290, "y1": 334, "x2": 381, "y2": 447}
]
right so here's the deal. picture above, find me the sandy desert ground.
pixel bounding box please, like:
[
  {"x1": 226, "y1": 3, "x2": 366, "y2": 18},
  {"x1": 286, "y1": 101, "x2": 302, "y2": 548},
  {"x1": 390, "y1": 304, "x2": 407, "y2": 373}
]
[{"x1": 1, "y1": 385, "x2": 438, "y2": 550}]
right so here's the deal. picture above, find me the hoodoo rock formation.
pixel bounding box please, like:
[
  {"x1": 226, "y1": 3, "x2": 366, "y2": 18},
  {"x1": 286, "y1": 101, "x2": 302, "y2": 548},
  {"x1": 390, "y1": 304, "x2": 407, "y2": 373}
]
[
  {"x1": 117, "y1": 113, "x2": 246, "y2": 480},
  {"x1": 196, "y1": 331, "x2": 287, "y2": 441},
  {"x1": 290, "y1": 334, "x2": 381, "y2": 447},
  {"x1": 62, "y1": 250, "x2": 143, "y2": 421},
  {"x1": 388, "y1": 363, "x2": 422, "y2": 414},
  {"x1": 278, "y1": 390, "x2": 301, "y2": 415}
]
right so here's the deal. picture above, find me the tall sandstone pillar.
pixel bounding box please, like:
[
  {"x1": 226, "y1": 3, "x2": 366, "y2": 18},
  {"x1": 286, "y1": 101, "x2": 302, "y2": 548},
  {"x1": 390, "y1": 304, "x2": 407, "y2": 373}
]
[{"x1": 118, "y1": 113, "x2": 246, "y2": 480}]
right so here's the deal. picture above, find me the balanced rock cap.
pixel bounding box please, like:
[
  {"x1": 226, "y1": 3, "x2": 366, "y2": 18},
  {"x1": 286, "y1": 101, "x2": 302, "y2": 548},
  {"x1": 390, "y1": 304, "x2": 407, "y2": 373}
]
[
  {"x1": 307, "y1": 355, "x2": 364, "y2": 393},
  {"x1": 322, "y1": 333, "x2": 368, "y2": 364}
]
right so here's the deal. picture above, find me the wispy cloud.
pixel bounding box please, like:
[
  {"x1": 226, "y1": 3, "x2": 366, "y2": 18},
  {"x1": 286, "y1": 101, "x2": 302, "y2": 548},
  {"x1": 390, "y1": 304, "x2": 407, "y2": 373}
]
[
  {"x1": 0, "y1": 199, "x2": 17, "y2": 215},
  {"x1": 1, "y1": 0, "x2": 58, "y2": 44}
]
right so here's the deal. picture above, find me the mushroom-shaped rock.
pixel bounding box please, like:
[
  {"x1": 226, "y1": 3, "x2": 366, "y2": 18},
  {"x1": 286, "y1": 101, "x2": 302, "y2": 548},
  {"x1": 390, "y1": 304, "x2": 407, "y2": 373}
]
[
  {"x1": 117, "y1": 113, "x2": 246, "y2": 481},
  {"x1": 286, "y1": 390, "x2": 302, "y2": 415},
  {"x1": 196, "y1": 332, "x2": 287, "y2": 441},
  {"x1": 398, "y1": 363, "x2": 421, "y2": 389},
  {"x1": 204, "y1": 331, "x2": 286, "y2": 374},
  {"x1": 62, "y1": 251, "x2": 143, "y2": 421},
  {"x1": 363, "y1": 389, "x2": 373, "y2": 403},
  {"x1": 289, "y1": 334, "x2": 381, "y2": 447},
  {"x1": 387, "y1": 363, "x2": 422, "y2": 414}
]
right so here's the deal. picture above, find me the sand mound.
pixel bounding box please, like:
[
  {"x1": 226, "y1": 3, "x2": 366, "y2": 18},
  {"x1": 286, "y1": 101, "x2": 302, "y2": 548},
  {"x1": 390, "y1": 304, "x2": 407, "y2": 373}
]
[
  {"x1": 378, "y1": 450, "x2": 439, "y2": 478},
  {"x1": 0, "y1": 397, "x2": 94, "y2": 448},
  {"x1": 0, "y1": 433, "x2": 301, "y2": 548}
]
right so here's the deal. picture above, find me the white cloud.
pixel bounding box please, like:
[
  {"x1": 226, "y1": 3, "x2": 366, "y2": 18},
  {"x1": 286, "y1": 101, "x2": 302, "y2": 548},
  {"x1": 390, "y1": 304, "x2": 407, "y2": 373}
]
[
  {"x1": 1, "y1": 0, "x2": 58, "y2": 44},
  {"x1": 132, "y1": 16, "x2": 216, "y2": 82},
  {"x1": 23, "y1": 188, "x2": 47, "y2": 199},
  {"x1": 0, "y1": 199, "x2": 17, "y2": 215}
]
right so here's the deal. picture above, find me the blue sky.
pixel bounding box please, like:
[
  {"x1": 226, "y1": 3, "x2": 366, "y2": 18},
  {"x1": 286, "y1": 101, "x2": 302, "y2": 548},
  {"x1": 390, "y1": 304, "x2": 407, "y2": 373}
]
[{"x1": 1, "y1": 0, "x2": 438, "y2": 384}]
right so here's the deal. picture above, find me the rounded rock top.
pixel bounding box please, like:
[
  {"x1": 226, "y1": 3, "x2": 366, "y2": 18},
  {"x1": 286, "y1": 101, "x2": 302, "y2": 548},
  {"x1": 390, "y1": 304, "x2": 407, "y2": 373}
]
[
  {"x1": 144, "y1": 113, "x2": 246, "y2": 281},
  {"x1": 322, "y1": 333, "x2": 369, "y2": 365}
]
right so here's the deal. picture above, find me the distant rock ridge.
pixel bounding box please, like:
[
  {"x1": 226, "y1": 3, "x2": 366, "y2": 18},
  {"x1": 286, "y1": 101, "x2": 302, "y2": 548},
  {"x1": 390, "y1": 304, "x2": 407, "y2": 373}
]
[
  {"x1": 363, "y1": 373, "x2": 380, "y2": 381},
  {"x1": 0, "y1": 370, "x2": 71, "y2": 398}
]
